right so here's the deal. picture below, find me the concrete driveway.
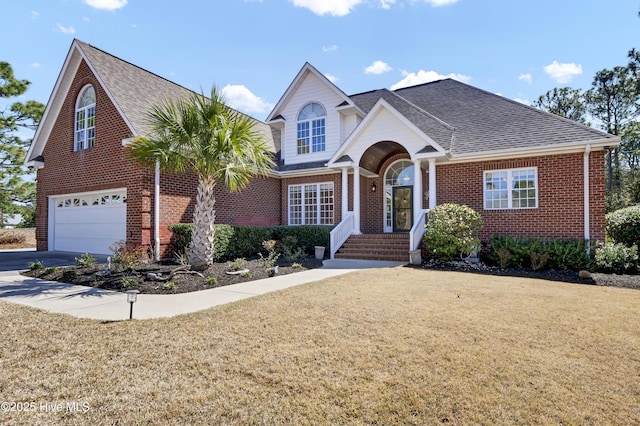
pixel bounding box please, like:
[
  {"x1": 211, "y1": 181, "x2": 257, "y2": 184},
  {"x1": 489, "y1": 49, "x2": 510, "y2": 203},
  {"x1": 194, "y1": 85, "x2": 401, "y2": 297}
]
[{"x1": 0, "y1": 249, "x2": 109, "y2": 273}]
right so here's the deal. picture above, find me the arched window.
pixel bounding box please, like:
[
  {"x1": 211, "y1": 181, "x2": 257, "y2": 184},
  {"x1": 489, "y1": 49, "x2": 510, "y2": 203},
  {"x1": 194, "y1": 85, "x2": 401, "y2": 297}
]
[
  {"x1": 385, "y1": 160, "x2": 414, "y2": 187},
  {"x1": 75, "y1": 85, "x2": 96, "y2": 151},
  {"x1": 296, "y1": 102, "x2": 326, "y2": 154}
]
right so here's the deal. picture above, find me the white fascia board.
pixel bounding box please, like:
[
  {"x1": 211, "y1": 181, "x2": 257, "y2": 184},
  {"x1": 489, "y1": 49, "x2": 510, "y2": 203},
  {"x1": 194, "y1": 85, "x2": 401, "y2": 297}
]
[
  {"x1": 328, "y1": 98, "x2": 447, "y2": 164},
  {"x1": 25, "y1": 42, "x2": 81, "y2": 165},
  {"x1": 445, "y1": 137, "x2": 619, "y2": 165},
  {"x1": 265, "y1": 63, "x2": 355, "y2": 122},
  {"x1": 274, "y1": 167, "x2": 341, "y2": 179}
]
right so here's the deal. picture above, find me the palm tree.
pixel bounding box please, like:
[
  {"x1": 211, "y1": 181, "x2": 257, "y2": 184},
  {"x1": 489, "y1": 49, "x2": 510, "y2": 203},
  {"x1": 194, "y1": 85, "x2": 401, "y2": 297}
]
[{"x1": 127, "y1": 87, "x2": 275, "y2": 269}]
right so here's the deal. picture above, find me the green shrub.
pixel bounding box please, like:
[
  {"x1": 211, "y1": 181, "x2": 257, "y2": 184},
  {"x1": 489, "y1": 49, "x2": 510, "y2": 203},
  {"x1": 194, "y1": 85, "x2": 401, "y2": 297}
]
[
  {"x1": 205, "y1": 276, "x2": 217, "y2": 285},
  {"x1": 75, "y1": 253, "x2": 96, "y2": 267},
  {"x1": 121, "y1": 277, "x2": 138, "y2": 289},
  {"x1": 593, "y1": 242, "x2": 638, "y2": 274},
  {"x1": 606, "y1": 205, "x2": 640, "y2": 247},
  {"x1": 227, "y1": 258, "x2": 247, "y2": 271},
  {"x1": 272, "y1": 225, "x2": 331, "y2": 254},
  {"x1": 226, "y1": 226, "x2": 272, "y2": 259},
  {"x1": 487, "y1": 236, "x2": 591, "y2": 271},
  {"x1": 62, "y1": 269, "x2": 78, "y2": 281},
  {"x1": 163, "y1": 281, "x2": 176, "y2": 290},
  {"x1": 423, "y1": 203, "x2": 483, "y2": 261},
  {"x1": 28, "y1": 260, "x2": 44, "y2": 271},
  {"x1": 168, "y1": 223, "x2": 331, "y2": 261}
]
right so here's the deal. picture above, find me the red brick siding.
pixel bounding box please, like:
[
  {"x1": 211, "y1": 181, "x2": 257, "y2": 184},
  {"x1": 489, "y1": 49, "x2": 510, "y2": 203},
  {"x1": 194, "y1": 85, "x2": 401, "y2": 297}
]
[
  {"x1": 36, "y1": 60, "x2": 152, "y2": 251},
  {"x1": 36, "y1": 59, "x2": 283, "y2": 256},
  {"x1": 437, "y1": 152, "x2": 607, "y2": 241}
]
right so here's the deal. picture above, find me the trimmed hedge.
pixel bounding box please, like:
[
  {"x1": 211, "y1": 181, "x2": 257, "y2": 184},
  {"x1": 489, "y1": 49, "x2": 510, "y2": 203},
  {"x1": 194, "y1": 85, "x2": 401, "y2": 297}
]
[
  {"x1": 423, "y1": 203, "x2": 483, "y2": 261},
  {"x1": 167, "y1": 223, "x2": 331, "y2": 261}
]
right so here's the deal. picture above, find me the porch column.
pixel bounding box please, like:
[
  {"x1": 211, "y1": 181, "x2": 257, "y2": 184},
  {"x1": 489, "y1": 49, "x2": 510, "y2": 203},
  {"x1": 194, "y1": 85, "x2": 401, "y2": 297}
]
[
  {"x1": 353, "y1": 166, "x2": 361, "y2": 234},
  {"x1": 341, "y1": 167, "x2": 349, "y2": 220},
  {"x1": 413, "y1": 159, "x2": 423, "y2": 224},
  {"x1": 428, "y1": 158, "x2": 437, "y2": 209}
]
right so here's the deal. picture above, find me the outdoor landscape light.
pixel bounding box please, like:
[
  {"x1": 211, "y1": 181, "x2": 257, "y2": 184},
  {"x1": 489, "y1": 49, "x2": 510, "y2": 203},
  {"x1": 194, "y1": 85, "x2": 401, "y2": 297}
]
[{"x1": 126, "y1": 289, "x2": 139, "y2": 320}]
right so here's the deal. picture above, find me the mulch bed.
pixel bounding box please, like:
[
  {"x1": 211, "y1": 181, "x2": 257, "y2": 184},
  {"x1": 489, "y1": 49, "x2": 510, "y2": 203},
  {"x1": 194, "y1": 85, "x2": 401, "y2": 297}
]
[
  {"x1": 416, "y1": 259, "x2": 640, "y2": 290},
  {"x1": 22, "y1": 256, "x2": 640, "y2": 294},
  {"x1": 22, "y1": 256, "x2": 323, "y2": 295}
]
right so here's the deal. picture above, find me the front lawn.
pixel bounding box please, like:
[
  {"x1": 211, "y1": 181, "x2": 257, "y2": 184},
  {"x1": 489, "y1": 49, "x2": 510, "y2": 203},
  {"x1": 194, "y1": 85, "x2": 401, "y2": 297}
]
[{"x1": 1, "y1": 267, "x2": 639, "y2": 424}]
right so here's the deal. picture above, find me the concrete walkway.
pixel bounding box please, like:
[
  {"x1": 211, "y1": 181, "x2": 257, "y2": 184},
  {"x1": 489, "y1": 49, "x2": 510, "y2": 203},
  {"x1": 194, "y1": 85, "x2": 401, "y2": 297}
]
[{"x1": 0, "y1": 259, "x2": 404, "y2": 321}]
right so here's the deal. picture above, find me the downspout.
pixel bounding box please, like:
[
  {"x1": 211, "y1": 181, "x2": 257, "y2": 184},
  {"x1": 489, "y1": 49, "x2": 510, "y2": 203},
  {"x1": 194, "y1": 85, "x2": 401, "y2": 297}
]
[
  {"x1": 583, "y1": 145, "x2": 591, "y2": 253},
  {"x1": 154, "y1": 160, "x2": 160, "y2": 262}
]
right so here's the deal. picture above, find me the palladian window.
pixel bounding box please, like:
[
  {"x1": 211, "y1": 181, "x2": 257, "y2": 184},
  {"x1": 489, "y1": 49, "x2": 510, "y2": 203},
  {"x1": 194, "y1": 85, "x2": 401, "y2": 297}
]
[{"x1": 75, "y1": 85, "x2": 96, "y2": 151}]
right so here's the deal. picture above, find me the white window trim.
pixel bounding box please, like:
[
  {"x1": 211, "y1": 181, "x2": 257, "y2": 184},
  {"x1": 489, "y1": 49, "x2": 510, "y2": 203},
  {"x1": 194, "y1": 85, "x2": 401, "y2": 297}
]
[
  {"x1": 74, "y1": 84, "x2": 96, "y2": 152},
  {"x1": 288, "y1": 182, "x2": 334, "y2": 225},
  {"x1": 483, "y1": 167, "x2": 538, "y2": 210},
  {"x1": 296, "y1": 102, "x2": 326, "y2": 155}
]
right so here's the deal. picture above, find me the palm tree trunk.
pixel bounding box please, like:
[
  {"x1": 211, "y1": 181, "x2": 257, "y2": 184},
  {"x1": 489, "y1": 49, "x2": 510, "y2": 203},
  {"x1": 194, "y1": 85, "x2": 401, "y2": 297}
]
[{"x1": 188, "y1": 175, "x2": 216, "y2": 269}]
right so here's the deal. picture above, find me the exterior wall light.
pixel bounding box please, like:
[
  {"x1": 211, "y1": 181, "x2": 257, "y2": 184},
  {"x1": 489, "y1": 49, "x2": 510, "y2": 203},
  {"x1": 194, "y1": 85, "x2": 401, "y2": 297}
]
[{"x1": 371, "y1": 182, "x2": 377, "y2": 192}]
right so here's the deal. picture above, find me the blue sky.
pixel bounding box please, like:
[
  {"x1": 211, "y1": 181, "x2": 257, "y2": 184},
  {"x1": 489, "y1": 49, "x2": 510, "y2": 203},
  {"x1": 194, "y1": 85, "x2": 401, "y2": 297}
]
[{"x1": 4, "y1": 0, "x2": 640, "y2": 122}]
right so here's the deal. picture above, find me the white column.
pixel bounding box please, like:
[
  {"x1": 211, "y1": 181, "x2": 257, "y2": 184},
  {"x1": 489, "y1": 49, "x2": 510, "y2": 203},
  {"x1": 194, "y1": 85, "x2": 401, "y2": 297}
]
[
  {"x1": 413, "y1": 159, "x2": 422, "y2": 224},
  {"x1": 353, "y1": 166, "x2": 361, "y2": 234},
  {"x1": 428, "y1": 158, "x2": 437, "y2": 209},
  {"x1": 341, "y1": 167, "x2": 349, "y2": 220}
]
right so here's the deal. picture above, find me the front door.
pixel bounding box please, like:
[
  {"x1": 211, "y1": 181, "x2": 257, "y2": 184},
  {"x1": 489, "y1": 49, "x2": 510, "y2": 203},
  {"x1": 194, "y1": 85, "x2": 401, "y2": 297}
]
[{"x1": 392, "y1": 186, "x2": 413, "y2": 232}]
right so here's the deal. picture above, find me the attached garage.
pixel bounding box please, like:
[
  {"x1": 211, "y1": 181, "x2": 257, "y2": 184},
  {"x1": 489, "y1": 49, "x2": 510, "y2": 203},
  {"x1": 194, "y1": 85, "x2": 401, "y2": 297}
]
[{"x1": 49, "y1": 189, "x2": 126, "y2": 254}]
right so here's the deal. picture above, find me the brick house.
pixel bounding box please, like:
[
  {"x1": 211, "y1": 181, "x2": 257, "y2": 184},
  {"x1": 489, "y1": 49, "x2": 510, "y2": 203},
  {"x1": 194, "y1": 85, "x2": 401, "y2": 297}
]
[{"x1": 26, "y1": 40, "x2": 619, "y2": 261}]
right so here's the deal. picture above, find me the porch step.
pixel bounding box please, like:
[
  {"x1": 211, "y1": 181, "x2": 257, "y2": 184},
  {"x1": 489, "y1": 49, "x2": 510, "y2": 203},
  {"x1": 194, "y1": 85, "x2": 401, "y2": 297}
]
[{"x1": 334, "y1": 234, "x2": 410, "y2": 262}]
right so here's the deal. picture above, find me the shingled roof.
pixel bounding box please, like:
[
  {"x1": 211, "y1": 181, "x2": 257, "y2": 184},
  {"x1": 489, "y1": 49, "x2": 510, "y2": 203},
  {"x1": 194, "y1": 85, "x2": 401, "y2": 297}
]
[
  {"x1": 385, "y1": 79, "x2": 617, "y2": 156},
  {"x1": 27, "y1": 40, "x2": 276, "y2": 163}
]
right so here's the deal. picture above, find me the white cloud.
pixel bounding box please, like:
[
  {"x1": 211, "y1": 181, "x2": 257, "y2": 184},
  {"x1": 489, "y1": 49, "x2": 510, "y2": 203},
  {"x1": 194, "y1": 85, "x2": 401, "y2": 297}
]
[
  {"x1": 31, "y1": 10, "x2": 39, "y2": 19},
  {"x1": 84, "y1": 0, "x2": 128, "y2": 11},
  {"x1": 544, "y1": 61, "x2": 582, "y2": 84},
  {"x1": 292, "y1": 0, "x2": 364, "y2": 16},
  {"x1": 365, "y1": 60, "x2": 392, "y2": 75},
  {"x1": 379, "y1": 0, "x2": 397, "y2": 8},
  {"x1": 222, "y1": 84, "x2": 274, "y2": 115},
  {"x1": 31, "y1": 62, "x2": 41, "y2": 68},
  {"x1": 424, "y1": 0, "x2": 459, "y2": 5},
  {"x1": 325, "y1": 73, "x2": 338, "y2": 83},
  {"x1": 518, "y1": 73, "x2": 532, "y2": 85},
  {"x1": 514, "y1": 98, "x2": 530, "y2": 105},
  {"x1": 55, "y1": 23, "x2": 76, "y2": 35},
  {"x1": 322, "y1": 45, "x2": 339, "y2": 53},
  {"x1": 390, "y1": 69, "x2": 471, "y2": 90}
]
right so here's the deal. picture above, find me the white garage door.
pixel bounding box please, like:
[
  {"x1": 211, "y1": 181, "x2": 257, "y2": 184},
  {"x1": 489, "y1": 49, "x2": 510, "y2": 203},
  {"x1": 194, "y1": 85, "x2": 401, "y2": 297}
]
[{"x1": 50, "y1": 189, "x2": 127, "y2": 254}]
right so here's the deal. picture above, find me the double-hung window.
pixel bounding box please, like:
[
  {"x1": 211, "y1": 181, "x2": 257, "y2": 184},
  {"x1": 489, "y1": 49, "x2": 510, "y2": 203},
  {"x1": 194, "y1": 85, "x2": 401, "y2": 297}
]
[
  {"x1": 297, "y1": 103, "x2": 326, "y2": 154},
  {"x1": 75, "y1": 85, "x2": 96, "y2": 151},
  {"x1": 484, "y1": 168, "x2": 537, "y2": 209},
  {"x1": 288, "y1": 183, "x2": 334, "y2": 225}
]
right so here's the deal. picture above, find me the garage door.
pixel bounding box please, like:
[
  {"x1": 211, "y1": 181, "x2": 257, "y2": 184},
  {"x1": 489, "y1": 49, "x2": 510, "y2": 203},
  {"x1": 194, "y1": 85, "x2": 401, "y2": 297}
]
[{"x1": 50, "y1": 189, "x2": 126, "y2": 254}]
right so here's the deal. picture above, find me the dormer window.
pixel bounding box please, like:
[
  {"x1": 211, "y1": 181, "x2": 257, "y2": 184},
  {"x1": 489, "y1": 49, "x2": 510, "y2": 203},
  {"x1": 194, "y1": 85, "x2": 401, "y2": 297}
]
[
  {"x1": 74, "y1": 85, "x2": 96, "y2": 151},
  {"x1": 297, "y1": 102, "x2": 326, "y2": 154}
]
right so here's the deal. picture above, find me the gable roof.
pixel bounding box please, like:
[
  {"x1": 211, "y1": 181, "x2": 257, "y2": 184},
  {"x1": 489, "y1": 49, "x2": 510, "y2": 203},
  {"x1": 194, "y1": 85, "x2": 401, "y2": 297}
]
[
  {"x1": 265, "y1": 62, "x2": 362, "y2": 123},
  {"x1": 387, "y1": 79, "x2": 618, "y2": 157},
  {"x1": 26, "y1": 40, "x2": 276, "y2": 164}
]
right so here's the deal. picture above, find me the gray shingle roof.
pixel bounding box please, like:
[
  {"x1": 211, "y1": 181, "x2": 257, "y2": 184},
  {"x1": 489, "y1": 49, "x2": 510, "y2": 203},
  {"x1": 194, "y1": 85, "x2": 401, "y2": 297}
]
[
  {"x1": 350, "y1": 89, "x2": 455, "y2": 151},
  {"x1": 387, "y1": 79, "x2": 616, "y2": 156},
  {"x1": 76, "y1": 40, "x2": 276, "y2": 151}
]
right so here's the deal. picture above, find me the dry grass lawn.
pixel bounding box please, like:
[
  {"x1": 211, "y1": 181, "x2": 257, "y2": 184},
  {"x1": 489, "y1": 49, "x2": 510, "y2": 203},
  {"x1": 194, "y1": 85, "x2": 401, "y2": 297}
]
[
  {"x1": 1, "y1": 267, "x2": 639, "y2": 425},
  {"x1": 0, "y1": 227, "x2": 36, "y2": 249}
]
